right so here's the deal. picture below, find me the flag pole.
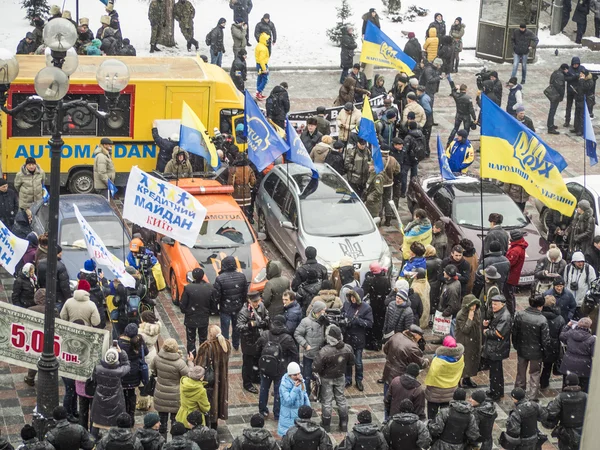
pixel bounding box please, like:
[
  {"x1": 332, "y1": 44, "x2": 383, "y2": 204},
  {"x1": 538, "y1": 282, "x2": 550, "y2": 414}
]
[
  {"x1": 584, "y1": 96, "x2": 587, "y2": 190},
  {"x1": 479, "y1": 103, "x2": 485, "y2": 267}
]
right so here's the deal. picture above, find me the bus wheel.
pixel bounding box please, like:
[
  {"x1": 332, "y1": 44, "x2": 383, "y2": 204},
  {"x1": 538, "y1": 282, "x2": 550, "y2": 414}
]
[{"x1": 68, "y1": 170, "x2": 94, "y2": 194}]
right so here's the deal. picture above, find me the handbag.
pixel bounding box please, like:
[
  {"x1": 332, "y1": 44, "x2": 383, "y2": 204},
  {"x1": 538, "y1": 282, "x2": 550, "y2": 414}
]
[
  {"x1": 84, "y1": 370, "x2": 96, "y2": 397},
  {"x1": 140, "y1": 375, "x2": 156, "y2": 397},
  {"x1": 544, "y1": 85, "x2": 559, "y2": 103},
  {"x1": 311, "y1": 373, "x2": 321, "y2": 401},
  {"x1": 139, "y1": 344, "x2": 149, "y2": 385},
  {"x1": 432, "y1": 310, "x2": 452, "y2": 336},
  {"x1": 203, "y1": 346, "x2": 215, "y2": 388}
]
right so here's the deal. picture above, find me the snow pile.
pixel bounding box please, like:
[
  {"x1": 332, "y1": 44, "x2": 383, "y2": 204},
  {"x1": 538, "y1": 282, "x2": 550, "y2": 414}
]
[{"x1": 0, "y1": 0, "x2": 575, "y2": 68}]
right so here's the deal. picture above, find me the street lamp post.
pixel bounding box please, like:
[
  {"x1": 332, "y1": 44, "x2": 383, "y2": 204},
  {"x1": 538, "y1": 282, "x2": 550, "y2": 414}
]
[{"x1": 0, "y1": 18, "x2": 130, "y2": 433}]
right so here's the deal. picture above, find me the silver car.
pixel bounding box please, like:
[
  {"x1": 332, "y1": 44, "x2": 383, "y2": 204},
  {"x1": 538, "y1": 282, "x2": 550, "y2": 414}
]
[{"x1": 255, "y1": 163, "x2": 392, "y2": 280}]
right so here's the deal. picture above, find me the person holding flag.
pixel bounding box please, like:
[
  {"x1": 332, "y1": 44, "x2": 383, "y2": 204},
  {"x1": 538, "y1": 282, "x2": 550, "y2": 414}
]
[
  {"x1": 93, "y1": 138, "x2": 116, "y2": 197},
  {"x1": 445, "y1": 130, "x2": 474, "y2": 174},
  {"x1": 179, "y1": 101, "x2": 220, "y2": 170}
]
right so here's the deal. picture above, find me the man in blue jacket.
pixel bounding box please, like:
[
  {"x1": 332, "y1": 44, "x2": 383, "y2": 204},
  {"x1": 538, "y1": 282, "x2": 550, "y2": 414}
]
[{"x1": 445, "y1": 129, "x2": 474, "y2": 174}]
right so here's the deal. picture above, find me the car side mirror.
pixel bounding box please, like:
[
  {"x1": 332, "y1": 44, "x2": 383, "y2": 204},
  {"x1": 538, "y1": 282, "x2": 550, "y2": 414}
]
[
  {"x1": 161, "y1": 236, "x2": 175, "y2": 245},
  {"x1": 373, "y1": 217, "x2": 381, "y2": 225},
  {"x1": 257, "y1": 232, "x2": 267, "y2": 241},
  {"x1": 280, "y1": 220, "x2": 296, "y2": 231}
]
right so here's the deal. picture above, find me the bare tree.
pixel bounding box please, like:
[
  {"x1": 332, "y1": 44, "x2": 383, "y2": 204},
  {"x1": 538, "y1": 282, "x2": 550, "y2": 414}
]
[{"x1": 157, "y1": 0, "x2": 176, "y2": 47}]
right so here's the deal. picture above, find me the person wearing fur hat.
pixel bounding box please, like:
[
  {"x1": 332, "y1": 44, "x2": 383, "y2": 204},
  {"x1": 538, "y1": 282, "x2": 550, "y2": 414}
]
[
  {"x1": 233, "y1": 414, "x2": 279, "y2": 450},
  {"x1": 340, "y1": 410, "x2": 387, "y2": 450},
  {"x1": 564, "y1": 251, "x2": 596, "y2": 308},
  {"x1": 118, "y1": 323, "x2": 149, "y2": 424},
  {"x1": 501, "y1": 388, "x2": 546, "y2": 450},
  {"x1": 385, "y1": 363, "x2": 426, "y2": 420},
  {"x1": 150, "y1": 338, "x2": 194, "y2": 438},
  {"x1": 313, "y1": 325, "x2": 355, "y2": 432},
  {"x1": 175, "y1": 364, "x2": 210, "y2": 427},
  {"x1": 362, "y1": 262, "x2": 390, "y2": 350},
  {"x1": 424, "y1": 335, "x2": 465, "y2": 420},
  {"x1": 90, "y1": 346, "x2": 131, "y2": 439},
  {"x1": 294, "y1": 301, "x2": 327, "y2": 395},
  {"x1": 135, "y1": 412, "x2": 165, "y2": 450},
  {"x1": 568, "y1": 200, "x2": 596, "y2": 257},
  {"x1": 534, "y1": 244, "x2": 567, "y2": 295},
  {"x1": 341, "y1": 289, "x2": 373, "y2": 391},
  {"x1": 60, "y1": 284, "x2": 101, "y2": 327},
  {"x1": 277, "y1": 362, "x2": 311, "y2": 436},
  {"x1": 185, "y1": 411, "x2": 219, "y2": 450},
  {"x1": 545, "y1": 373, "x2": 587, "y2": 450},
  {"x1": 560, "y1": 317, "x2": 595, "y2": 392},
  {"x1": 469, "y1": 390, "x2": 497, "y2": 450},
  {"x1": 428, "y1": 388, "x2": 480, "y2": 448},
  {"x1": 455, "y1": 295, "x2": 481, "y2": 388}
]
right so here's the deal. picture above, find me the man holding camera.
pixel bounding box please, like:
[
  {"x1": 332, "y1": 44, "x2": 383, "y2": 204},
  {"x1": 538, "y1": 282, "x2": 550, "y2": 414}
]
[
  {"x1": 294, "y1": 301, "x2": 327, "y2": 396},
  {"x1": 341, "y1": 289, "x2": 373, "y2": 392},
  {"x1": 564, "y1": 252, "x2": 596, "y2": 315}
]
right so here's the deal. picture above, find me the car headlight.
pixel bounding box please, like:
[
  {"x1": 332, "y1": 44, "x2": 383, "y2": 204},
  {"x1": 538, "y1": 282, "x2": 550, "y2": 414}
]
[
  {"x1": 378, "y1": 245, "x2": 392, "y2": 270},
  {"x1": 253, "y1": 267, "x2": 267, "y2": 283},
  {"x1": 186, "y1": 271, "x2": 194, "y2": 283}
]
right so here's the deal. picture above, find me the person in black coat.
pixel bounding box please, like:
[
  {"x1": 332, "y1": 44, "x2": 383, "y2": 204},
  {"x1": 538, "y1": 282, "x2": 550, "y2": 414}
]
[
  {"x1": 447, "y1": 78, "x2": 477, "y2": 145},
  {"x1": 544, "y1": 373, "x2": 587, "y2": 450},
  {"x1": 12, "y1": 209, "x2": 32, "y2": 240},
  {"x1": 300, "y1": 118, "x2": 323, "y2": 153},
  {"x1": 291, "y1": 246, "x2": 328, "y2": 309},
  {"x1": 230, "y1": 49, "x2": 248, "y2": 92},
  {"x1": 46, "y1": 406, "x2": 94, "y2": 450},
  {"x1": 427, "y1": 13, "x2": 446, "y2": 38},
  {"x1": 403, "y1": 32, "x2": 422, "y2": 67},
  {"x1": 36, "y1": 245, "x2": 71, "y2": 306},
  {"x1": 482, "y1": 295, "x2": 512, "y2": 401},
  {"x1": 340, "y1": 26, "x2": 357, "y2": 84},
  {"x1": 118, "y1": 323, "x2": 148, "y2": 426},
  {"x1": 208, "y1": 18, "x2": 226, "y2": 67},
  {"x1": 540, "y1": 296, "x2": 566, "y2": 390},
  {"x1": 256, "y1": 315, "x2": 299, "y2": 417},
  {"x1": 362, "y1": 263, "x2": 391, "y2": 350},
  {"x1": 152, "y1": 124, "x2": 179, "y2": 172},
  {"x1": 181, "y1": 268, "x2": 216, "y2": 355},
  {"x1": 361, "y1": 8, "x2": 381, "y2": 37},
  {"x1": 186, "y1": 411, "x2": 219, "y2": 450},
  {"x1": 266, "y1": 82, "x2": 290, "y2": 128},
  {"x1": 282, "y1": 290, "x2": 303, "y2": 336},
  {"x1": 214, "y1": 255, "x2": 248, "y2": 351},
  {"x1": 585, "y1": 235, "x2": 600, "y2": 274},
  {"x1": 254, "y1": 13, "x2": 276, "y2": 54},
  {"x1": 503, "y1": 388, "x2": 546, "y2": 450},
  {"x1": 572, "y1": 0, "x2": 591, "y2": 43},
  {"x1": 547, "y1": 64, "x2": 569, "y2": 134},
  {"x1": 440, "y1": 245, "x2": 472, "y2": 296},
  {"x1": 12, "y1": 263, "x2": 37, "y2": 309},
  {"x1": 237, "y1": 291, "x2": 270, "y2": 393},
  {"x1": 135, "y1": 412, "x2": 165, "y2": 450},
  {"x1": 230, "y1": 0, "x2": 253, "y2": 41},
  {"x1": 382, "y1": 399, "x2": 432, "y2": 450},
  {"x1": 0, "y1": 179, "x2": 19, "y2": 229},
  {"x1": 469, "y1": 390, "x2": 497, "y2": 450},
  {"x1": 342, "y1": 289, "x2": 373, "y2": 391},
  {"x1": 564, "y1": 56, "x2": 585, "y2": 127},
  {"x1": 573, "y1": 69, "x2": 596, "y2": 135},
  {"x1": 16, "y1": 32, "x2": 37, "y2": 54}
]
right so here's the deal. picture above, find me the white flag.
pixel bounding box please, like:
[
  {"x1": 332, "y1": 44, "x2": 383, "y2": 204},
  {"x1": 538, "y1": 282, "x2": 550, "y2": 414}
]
[{"x1": 0, "y1": 223, "x2": 29, "y2": 274}]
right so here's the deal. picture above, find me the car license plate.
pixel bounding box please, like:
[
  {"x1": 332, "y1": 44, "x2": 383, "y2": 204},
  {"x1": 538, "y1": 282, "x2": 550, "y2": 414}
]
[
  {"x1": 353, "y1": 263, "x2": 362, "y2": 270},
  {"x1": 519, "y1": 275, "x2": 534, "y2": 284}
]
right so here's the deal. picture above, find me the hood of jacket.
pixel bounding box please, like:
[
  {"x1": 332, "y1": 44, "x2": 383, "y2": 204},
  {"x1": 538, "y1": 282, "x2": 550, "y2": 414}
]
[
  {"x1": 170, "y1": 146, "x2": 189, "y2": 162},
  {"x1": 391, "y1": 412, "x2": 420, "y2": 425},
  {"x1": 136, "y1": 428, "x2": 162, "y2": 445},
  {"x1": 343, "y1": 77, "x2": 357, "y2": 89},
  {"x1": 428, "y1": 27, "x2": 437, "y2": 38},
  {"x1": 408, "y1": 128, "x2": 424, "y2": 139},
  {"x1": 400, "y1": 373, "x2": 422, "y2": 390},
  {"x1": 15, "y1": 209, "x2": 30, "y2": 226},
  {"x1": 180, "y1": 375, "x2": 206, "y2": 396},
  {"x1": 21, "y1": 163, "x2": 43, "y2": 176},
  {"x1": 353, "y1": 423, "x2": 381, "y2": 436},
  {"x1": 570, "y1": 327, "x2": 594, "y2": 342},
  {"x1": 461, "y1": 295, "x2": 480, "y2": 310},
  {"x1": 435, "y1": 343, "x2": 465, "y2": 359},
  {"x1": 242, "y1": 427, "x2": 273, "y2": 444},
  {"x1": 510, "y1": 238, "x2": 528, "y2": 250},
  {"x1": 450, "y1": 400, "x2": 473, "y2": 414},
  {"x1": 271, "y1": 85, "x2": 286, "y2": 96},
  {"x1": 475, "y1": 401, "x2": 496, "y2": 417},
  {"x1": 294, "y1": 418, "x2": 322, "y2": 433},
  {"x1": 347, "y1": 289, "x2": 362, "y2": 305},
  {"x1": 542, "y1": 305, "x2": 561, "y2": 321},
  {"x1": 73, "y1": 289, "x2": 91, "y2": 302},
  {"x1": 220, "y1": 255, "x2": 237, "y2": 273},
  {"x1": 139, "y1": 321, "x2": 161, "y2": 337},
  {"x1": 572, "y1": 56, "x2": 581, "y2": 67},
  {"x1": 270, "y1": 321, "x2": 289, "y2": 336},
  {"x1": 258, "y1": 32, "x2": 269, "y2": 45},
  {"x1": 317, "y1": 290, "x2": 338, "y2": 303},
  {"x1": 267, "y1": 260, "x2": 282, "y2": 279},
  {"x1": 313, "y1": 142, "x2": 331, "y2": 155},
  {"x1": 93, "y1": 145, "x2": 110, "y2": 158},
  {"x1": 105, "y1": 428, "x2": 135, "y2": 444}
]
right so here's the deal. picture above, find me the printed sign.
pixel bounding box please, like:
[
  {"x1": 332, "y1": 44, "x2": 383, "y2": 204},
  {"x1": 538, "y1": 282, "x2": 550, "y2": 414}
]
[
  {"x1": 123, "y1": 166, "x2": 207, "y2": 247},
  {"x1": 0, "y1": 222, "x2": 29, "y2": 274},
  {"x1": 0, "y1": 302, "x2": 110, "y2": 381}
]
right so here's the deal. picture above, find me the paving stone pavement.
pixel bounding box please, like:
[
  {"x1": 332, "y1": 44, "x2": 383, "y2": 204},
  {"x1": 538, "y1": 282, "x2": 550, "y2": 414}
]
[{"x1": 3, "y1": 47, "x2": 600, "y2": 446}]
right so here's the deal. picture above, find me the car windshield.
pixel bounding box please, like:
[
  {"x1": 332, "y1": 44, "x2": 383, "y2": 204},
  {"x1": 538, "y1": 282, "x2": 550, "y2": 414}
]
[
  {"x1": 60, "y1": 217, "x2": 126, "y2": 248},
  {"x1": 453, "y1": 195, "x2": 528, "y2": 229},
  {"x1": 194, "y1": 217, "x2": 254, "y2": 248},
  {"x1": 300, "y1": 198, "x2": 375, "y2": 237}
]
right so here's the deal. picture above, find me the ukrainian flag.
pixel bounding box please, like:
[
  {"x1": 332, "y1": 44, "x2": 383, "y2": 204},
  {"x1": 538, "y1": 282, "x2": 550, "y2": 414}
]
[
  {"x1": 360, "y1": 22, "x2": 416, "y2": 75},
  {"x1": 480, "y1": 95, "x2": 576, "y2": 217},
  {"x1": 179, "y1": 101, "x2": 220, "y2": 169},
  {"x1": 357, "y1": 95, "x2": 384, "y2": 174}
]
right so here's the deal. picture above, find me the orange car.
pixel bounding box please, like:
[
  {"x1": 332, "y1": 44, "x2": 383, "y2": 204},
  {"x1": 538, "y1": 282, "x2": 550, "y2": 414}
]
[{"x1": 156, "y1": 178, "x2": 268, "y2": 302}]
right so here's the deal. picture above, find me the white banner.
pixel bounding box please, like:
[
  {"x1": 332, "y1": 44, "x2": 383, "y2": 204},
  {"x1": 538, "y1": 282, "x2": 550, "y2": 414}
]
[
  {"x1": 73, "y1": 205, "x2": 136, "y2": 288},
  {"x1": 122, "y1": 166, "x2": 207, "y2": 248},
  {"x1": 0, "y1": 222, "x2": 29, "y2": 274}
]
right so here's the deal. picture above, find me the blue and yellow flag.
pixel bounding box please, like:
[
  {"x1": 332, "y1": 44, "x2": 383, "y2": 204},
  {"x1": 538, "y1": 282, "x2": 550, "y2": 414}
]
[
  {"x1": 180, "y1": 101, "x2": 220, "y2": 169},
  {"x1": 480, "y1": 95, "x2": 575, "y2": 217},
  {"x1": 357, "y1": 95, "x2": 384, "y2": 174},
  {"x1": 285, "y1": 120, "x2": 318, "y2": 179},
  {"x1": 360, "y1": 22, "x2": 416, "y2": 75}
]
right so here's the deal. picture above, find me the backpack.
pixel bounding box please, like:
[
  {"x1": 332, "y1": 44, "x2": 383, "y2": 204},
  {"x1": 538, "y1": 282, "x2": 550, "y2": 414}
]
[
  {"x1": 126, "y1": 295, "x2": 141, "y2": 319},
  {"x1": 297, "y1": 279, "x2": 322, "y2": 307},
  {"x1": 205, "y1": 30, "x2": 212, "y2": 46},
  {"x1": 410, "y1": 135, "x2": 426, "y2": 163},
  {"x1": 259, "y1": 337, "x2": 283, "y2": 377},
  {"x1": 266, "y1": 93, "x2": 283, "y2": 119}
]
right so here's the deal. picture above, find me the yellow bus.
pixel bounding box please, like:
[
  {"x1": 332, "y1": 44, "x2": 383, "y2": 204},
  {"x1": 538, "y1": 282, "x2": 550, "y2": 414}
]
[{"x1": 1, "y1": 55, "x2": 245, "y2": 193}]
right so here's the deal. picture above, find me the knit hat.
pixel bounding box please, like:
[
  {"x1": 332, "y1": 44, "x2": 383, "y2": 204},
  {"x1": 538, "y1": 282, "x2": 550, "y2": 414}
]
[
  {"x1": 386, "y1": 109, "x2": 397, "y2": 119},
  {"x1": 433, "y1": 58, "x2": 443, "y2": 66},
  {"x1": 77, "y1": 279, "x2": 91, "y2": 292},
  {"x1": 396, "y1": 288, "x2": 409, "y2": 301},
  {"x1": 287, "y1": 362, "x2": 301, "y2": 375},
  {"x1": 191, "y1": 267, "x2": 204, "y2": 282},
  {"x1": 444, "y1": 265, "x2": 457, "y2": 277},
  {"x1": 25, "y1": 157, "x2": 37, "y2": 165},
  {"x1": 399, "y1": 399, "x2": 414, "y2": 413},
  {"x1": 406, "y1": 363, "x2": 420, "y2": 377},
  {"x1": 326, "y1": 324, "x2": 343, "y2": 345},
  {"x1": 170, "y1": 422, "x2": 187, "y2": 436},
  {"x1": 565, "y1": 373, "x2": 580, "y2": 386},
  {"x1": 508, "y1": 76, "x2": 518, "y2": 85},
  {"x1": 0, "y1": 179, "x2": 7, "y2": 187},
  {"x1": 162, "y1": 338, "x2": 179, "y2": 353},
  {"x1": 395, "y1": 278, "x2": 409, "y2": 292},
  {"x1": 407, "y1": 111, "x2": 416, "y2": 120},
  {"x1": 357, "y1": 410, "x2": 372, "y2": 424},
  {"x1": 516, "y1": 105, "x2": 525, "y2": 113},
  {"x1": 26, "y1": 232, "x2": 38, "y2": 247},
  {"x1": 457, "y1": 129, "x2": 469, "y2": 139},
  {"x1": 298, "y1": 405, "x2": 312, "y2": 419},
  {"x1": 144, "y1": 412, "x2": 160, "y2": 428},
  {"x1": 250, "y1": 413, "x2": 264, "y2": 428},
  {"x1": 369, "y1": 262, "x2": 383, "y2": 274},
  {"x1": 83, "y1": 259, "x2": 96, "y2": 273},
  {"x1": 572, "y1": 251, "x2": 585, "y2": 262},
  {"x1": 104, "y1": 348, "x2": 119, "y2": 365},
  {"x1": 218, "y1": 17, "x2": 227, "y2": 25},
  {"x1": 548, "y1": 246, "x2": 562, "y2": 260},
  {"x1": 53, "y1": 406, "x2": 68, "y2": 421},
  {"x1": 187, "y1": 411, "x2": 204, "y2": 427},
  {"x1": 188, "y1": 365, "x2": 205, "y2": 381},
  {"x1": 510, "y1": 229, "x2": 524, "y2": 241},
  {"x1": 471, "y1": 390, "x2": 487, "y2": 404},
  {"x1": 443, "y1": 335, "x2": 457, "y2": 348},
  {"x1": 305, "y1": 246, "x2": 317, "y2": 259},
  {"x1": 553, "y1": 276, "x2": 565, "y2": 286},
  {"x1": 21, "y1": 424, "x2": 36, "y2": 441},
  {"x1": 578, "y1": 317, "x2": 592, "y2": 329},
  {"x1": 454, "y1": 388, "x2": 467, "y2": 401},
  {"x1": 408, "y1": 32, "x2": 415, "y2": 38},
  {"x1": 489, "y1": 241, "x2": 502, "y2": 252},
  {"x1": 511, "y1": 388, "x2": 526, "y2": 401},
  {"x1": 117, "y1": 412, "x2": 131, "y2": 428},
  {"x1": 311, "y1": 301, "x2": 327, "y2": 314},
  {"x1": 339, "y1": 255, "x2": 354, "y2": 267},
  {"x1": 272, "y1": 315, "x2": 286, "y2": 328},
  {"x1": 124, "y1": 323, "x2": 138, "y2": 338}
]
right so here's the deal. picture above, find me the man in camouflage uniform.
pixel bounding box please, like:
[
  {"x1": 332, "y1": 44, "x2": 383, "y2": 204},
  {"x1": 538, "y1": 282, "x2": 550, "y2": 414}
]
[
  {"x1": 229, "y1": 0, "x2": 252, "y2": 43},
  {"x1": 31, "y1": 17, "x2": 45, "y2": 49},
  {"x1": 364, "y1": 162, "x2": 384, "y2": 218},
  {"x1": 174, "y1": 0, "x2": 198, "y2": 51},
  {"x1": 148, "y1": 0, "x2": 163, "y2": 53}
]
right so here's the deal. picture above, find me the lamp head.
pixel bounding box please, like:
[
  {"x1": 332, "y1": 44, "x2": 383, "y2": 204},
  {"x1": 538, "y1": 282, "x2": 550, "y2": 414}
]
[
  {"x1": 45, "y1": 47, "x2": 78, "y2": 76},
  {"x1": 96, "y1": 59, "x2": 130, "y2": 93},
  {"x1": 0, "y1": 49, "x2": 19, "y2": 85},
  {"x1": 34, "y1": 66, "x2": 69, "y2": 101},
  {"x1": 43, "y1": 18, "x2": 78, "y2": 51}
]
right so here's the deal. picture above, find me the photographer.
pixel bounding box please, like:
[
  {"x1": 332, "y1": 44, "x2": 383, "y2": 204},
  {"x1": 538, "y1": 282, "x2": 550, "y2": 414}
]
[
  {"x1": 127, "y1": 237, "x2": 160, "y2": 303},
  {"x1": 564, "y1": 252, "x2": 596, "y2": 315},
  {"x1": 112, "y1": 266, "x2": 148, "y2": 338},
  {"x1": 341, "y1": 289, "x2": 373, "y2": 392}
]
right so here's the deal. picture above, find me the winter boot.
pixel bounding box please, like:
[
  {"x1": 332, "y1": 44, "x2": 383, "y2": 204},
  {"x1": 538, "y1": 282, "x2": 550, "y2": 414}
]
[
  {"x1": 192, "y1": 38, "x2": 199, "y2": 50},
  {"x1": 321, "y1": 416, "x2": 331, "y2": 432},
  {"x1": 339, "y1": 413, "x2": 348, "y2": 432},
  {"x1": 187, "y1": 40, "x2": 192, "y2": 52},
  {"x1": 150, "y1": 44, "x2": 161, "y2": 53}
]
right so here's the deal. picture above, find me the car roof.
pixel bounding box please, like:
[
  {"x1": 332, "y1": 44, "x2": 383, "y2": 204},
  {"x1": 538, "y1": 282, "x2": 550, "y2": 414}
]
[
  {"x1": 173, "y1": 178, "x2": 245, "y2": 215},
  {"x1": 565, "y1": 175, "x2": 600, "y2": 192},
  {"x1": 56, "y1": 194, "x2": 119, "y2": 220},
  {"x1": 271, "y1": 163, "x2": 355, "y2": 200},
  {"x1": 424, "y1": 176, "x2": 506, "y2": 198}
]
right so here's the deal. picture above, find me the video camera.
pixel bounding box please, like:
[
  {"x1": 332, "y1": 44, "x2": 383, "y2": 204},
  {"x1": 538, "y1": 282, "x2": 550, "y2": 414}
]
[
  {"x1": 325, "y1": 308, "x2": 349, "y2": 329},
  {"x1": 475, "y1": 67, "x2": 493, "y2": 91}
]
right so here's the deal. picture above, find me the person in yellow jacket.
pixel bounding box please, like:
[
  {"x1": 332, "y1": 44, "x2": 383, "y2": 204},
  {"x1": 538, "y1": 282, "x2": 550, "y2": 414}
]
[
  {"x1": 175, "y1": 365, "x2": 211, "y2": 428},
  {"x1": 255, "y1": 32, "x2": 270, "y2": 100},
  {"x1": 423, "y1": 27, "x2": 439, "y2": 62}
]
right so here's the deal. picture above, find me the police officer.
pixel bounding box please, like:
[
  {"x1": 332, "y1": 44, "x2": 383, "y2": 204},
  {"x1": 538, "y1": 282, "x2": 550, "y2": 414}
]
[
  {"x1": 174, "y1": 0, "x2": 199, "y2": 51},
  {"x1": 544, "y1": 373, "x2": 587, "y2": 450}
]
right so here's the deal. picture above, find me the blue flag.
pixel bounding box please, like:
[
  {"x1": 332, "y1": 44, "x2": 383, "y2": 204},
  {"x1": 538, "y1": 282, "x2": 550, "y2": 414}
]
[
  {"x1": 244, "y1": 90, "x2": 290, "y2": 171},
  {"x1": 99, "y1": 0, "x2": 109, "y2": 5},
  {"x1": 42, "y1": 187, "x2": 49, "y2": 204},
  {"x1": 285, "y1": 120, "x2": 319, "y2": 178},
  {"x1": 437, "y1": 135, "x2": 457, "y2": 180},
  {"x1": 107, "y1": 179, "x2": 118, "y2": 198},
  {"x1": 357, "y1": 96, "x2": 384, "y2": 174},
  {"x1": 584, "y1": 98, "x2": 598, "y2": 167}
]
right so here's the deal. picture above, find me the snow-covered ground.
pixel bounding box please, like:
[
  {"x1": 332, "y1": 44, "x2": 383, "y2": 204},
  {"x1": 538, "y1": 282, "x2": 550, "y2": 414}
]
[{"x1": 0, "y1": 0, "x2": 575, "y2": 67}]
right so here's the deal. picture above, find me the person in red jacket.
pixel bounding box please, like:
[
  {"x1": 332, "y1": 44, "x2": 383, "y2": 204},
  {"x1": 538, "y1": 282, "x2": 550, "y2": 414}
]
[{"x1": 503, "y1": 230, "x2": 528, "y2": 316}]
